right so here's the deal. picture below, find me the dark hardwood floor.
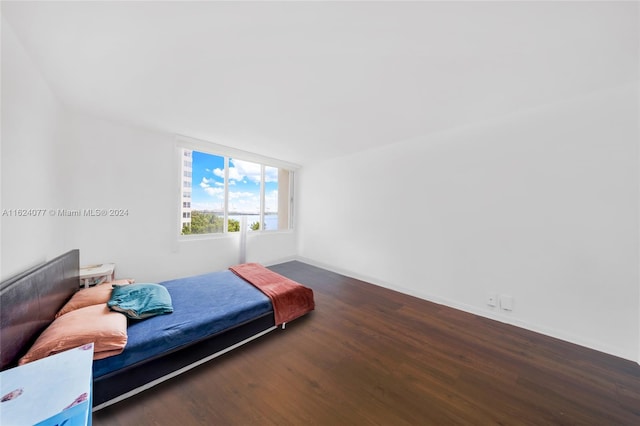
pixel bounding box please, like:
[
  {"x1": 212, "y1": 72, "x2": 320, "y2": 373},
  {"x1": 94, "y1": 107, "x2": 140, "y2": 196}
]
[{"x1": 93, "y1": 261, "x2": 640, "y2": 425}]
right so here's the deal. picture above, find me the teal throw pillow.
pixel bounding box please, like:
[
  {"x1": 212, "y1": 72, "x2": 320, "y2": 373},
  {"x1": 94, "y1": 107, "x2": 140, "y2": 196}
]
[{"x1": 107, "y1": 283, "x2": 173, "y2": 320}]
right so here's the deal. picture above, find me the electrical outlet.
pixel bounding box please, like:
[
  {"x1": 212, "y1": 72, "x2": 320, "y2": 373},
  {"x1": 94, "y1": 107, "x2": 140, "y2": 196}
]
[
  {"x1": 500, "y1": 295, "x2": 514, "y2": 311},
  {"x1": 487, "y1": 294, "x2": 497, "y2": 307}
]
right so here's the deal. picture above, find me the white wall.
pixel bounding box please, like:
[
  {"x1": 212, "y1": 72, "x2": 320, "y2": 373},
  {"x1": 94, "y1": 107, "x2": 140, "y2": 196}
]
[
  {"x1": 1, "y1": 18, "x2": 69, "y2": 279},
  {"x1": 298, "y1": 84, "x2": 639, "y2": 361},
  {"x1": 52, "y1": 112, "x2": 298, "y2": 283},
  {"x1": 1, "y1": 15, "x2": 297, "y2": 282}
]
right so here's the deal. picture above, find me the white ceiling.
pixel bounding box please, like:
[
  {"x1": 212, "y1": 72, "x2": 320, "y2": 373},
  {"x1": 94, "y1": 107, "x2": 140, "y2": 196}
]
[{"x1": 2, "y1": 1, "x2": 638, "y2": 165}]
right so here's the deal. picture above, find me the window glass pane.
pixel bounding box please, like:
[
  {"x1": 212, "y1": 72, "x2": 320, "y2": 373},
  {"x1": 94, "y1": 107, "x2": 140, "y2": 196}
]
[
  {"x1": 180, "y1": 146, "x2": 292, "y2": 235},
  {"x1": 264, "y1": 166, "x2": 278, "y2": 231},
  {"x1": 181, "y1": 149, "x2": 225, "y2": 235},
  {"x1": 228, "y1": 158, "x2": 261, "y2": 232}
]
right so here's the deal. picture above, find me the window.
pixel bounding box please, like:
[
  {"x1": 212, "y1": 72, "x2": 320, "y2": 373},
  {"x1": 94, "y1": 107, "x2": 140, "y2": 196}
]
[{"x1": 179, "y1": 144, "x2": 294, "y2": 236}]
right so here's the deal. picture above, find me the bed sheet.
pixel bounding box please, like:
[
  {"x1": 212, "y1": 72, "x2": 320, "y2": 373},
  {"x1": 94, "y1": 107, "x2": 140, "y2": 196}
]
[{"x1": 93, "y1": 270, "x2": 272, "y2": 378}]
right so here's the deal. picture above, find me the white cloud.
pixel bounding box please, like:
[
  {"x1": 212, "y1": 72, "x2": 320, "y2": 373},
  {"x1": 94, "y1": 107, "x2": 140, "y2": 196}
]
[
  {"x1": 197, "y1": 161, "x2": 282, "y2": 213},
  {"x1": 204, "y1": 187, "x2": 224, "y2": 197},
  {"x1": 228, "y1": 191, "x2": 257, "y2": 200},
  {"x1": 264, "y1": 166, "x2": 278, "y2": 183},
  {"x1": 229, "y1": 159, "x2": 262, "y2": 184},
  {"x1": 199, "y1": 177, "x2": 224, "y2": 198},
  {"x1": 212, "y1": 161, "x2": 279, "y2": 185}
]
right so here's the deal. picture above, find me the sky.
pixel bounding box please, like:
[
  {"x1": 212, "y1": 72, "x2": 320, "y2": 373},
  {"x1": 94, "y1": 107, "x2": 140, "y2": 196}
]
[{"x1": 190, "y1": 150, "x2": 278, "y2": 213}]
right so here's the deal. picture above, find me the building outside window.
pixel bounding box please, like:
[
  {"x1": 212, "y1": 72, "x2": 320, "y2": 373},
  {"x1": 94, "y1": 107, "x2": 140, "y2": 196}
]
[{"x1": 180, "y1": 149, "x2": 193, "y2": 228}]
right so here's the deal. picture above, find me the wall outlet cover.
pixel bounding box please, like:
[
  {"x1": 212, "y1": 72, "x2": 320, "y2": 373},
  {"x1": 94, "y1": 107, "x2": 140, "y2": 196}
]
[
  {"x1": 500, "y1": 295, "x2": 514, "y2": 311},
  {"x1": 487, "y1": 294, "x2": 498, "y2": 307}
]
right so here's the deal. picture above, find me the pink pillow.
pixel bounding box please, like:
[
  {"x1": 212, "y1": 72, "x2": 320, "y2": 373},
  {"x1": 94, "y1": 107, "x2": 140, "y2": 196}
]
[
  {"x1": 55, "y1": 279, "x2": 134, "y2": 318},
  {"x1": 19, "y1": 304, "x2": 128, "y2": 365}
]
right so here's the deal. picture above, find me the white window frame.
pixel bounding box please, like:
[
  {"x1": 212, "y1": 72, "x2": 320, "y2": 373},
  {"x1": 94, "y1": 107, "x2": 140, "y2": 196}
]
[{"x1": 175, "y1": 135, "x2": 298, "y2": 239}]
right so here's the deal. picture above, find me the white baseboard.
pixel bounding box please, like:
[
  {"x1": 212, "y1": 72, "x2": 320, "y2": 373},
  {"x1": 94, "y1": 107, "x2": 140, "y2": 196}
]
[{"x1": 293, "y1": 256, "x2": 636, "y2": 363}]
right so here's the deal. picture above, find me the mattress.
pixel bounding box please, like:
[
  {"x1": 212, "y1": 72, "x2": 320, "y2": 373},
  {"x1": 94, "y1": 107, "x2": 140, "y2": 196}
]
[{"x1": 93, "y1": 270, "x2": 272, "y2": 378}]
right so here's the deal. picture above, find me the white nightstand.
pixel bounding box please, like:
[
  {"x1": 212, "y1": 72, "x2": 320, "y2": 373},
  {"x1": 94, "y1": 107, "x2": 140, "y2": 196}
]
[{"x1": 79, "y1": 263, "x2": 115, "y2": 288}]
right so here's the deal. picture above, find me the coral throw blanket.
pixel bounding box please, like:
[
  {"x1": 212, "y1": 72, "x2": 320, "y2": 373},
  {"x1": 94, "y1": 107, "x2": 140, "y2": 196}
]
[{"x1": 229, "y1": 263, "x2": 315, "y2": 326}]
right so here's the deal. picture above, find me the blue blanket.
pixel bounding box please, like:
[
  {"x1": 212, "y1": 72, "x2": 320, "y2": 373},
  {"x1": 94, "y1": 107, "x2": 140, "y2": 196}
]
[{"x1": 93, "y1": 270, "x2": 272, "y2": 378}]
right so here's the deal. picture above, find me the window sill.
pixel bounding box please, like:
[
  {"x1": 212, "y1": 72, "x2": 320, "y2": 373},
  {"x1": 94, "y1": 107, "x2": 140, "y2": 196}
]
[{"x1": 177, "y1": 229, "x2": 294, "y2": 243}]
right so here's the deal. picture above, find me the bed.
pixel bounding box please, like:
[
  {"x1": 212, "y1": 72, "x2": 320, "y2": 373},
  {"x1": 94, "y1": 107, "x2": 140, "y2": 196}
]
[{"x1": 0, "y1": 250, "x2": 314, "y2": 410}]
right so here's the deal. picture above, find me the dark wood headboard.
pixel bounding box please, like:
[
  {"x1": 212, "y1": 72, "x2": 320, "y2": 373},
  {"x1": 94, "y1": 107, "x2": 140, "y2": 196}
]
[{"x1": 0, "y1": 249, "x2": 79, "y2": 370}]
